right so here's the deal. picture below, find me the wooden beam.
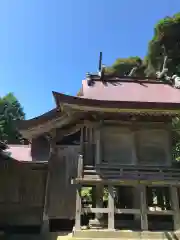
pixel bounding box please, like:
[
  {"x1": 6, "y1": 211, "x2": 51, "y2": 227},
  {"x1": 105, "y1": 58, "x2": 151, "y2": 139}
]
[
  {"x1": 147, "y1": 210, "x2": 173, "y2": 215},
  {"x1": 140, "y1": 185, "x2": 148, "y2": 231},
  {"x1": 83, "y1": 207, "x2": 109, "y2": 214},
  {"x1": 82, "y1": 207, "x2": 140, "y2": 214},
  {"x1": 73, "y1": 177, "x2": 180, "y2": 187},
  {"x1": 116, "y1": 208, "x2": 140, "y2": 214},
  {"x1": 170, "y1": 186, "x2": 180, "y2": 231},
  {"x1": 75, "y1": 185, "x2": 81, "y2": 230},
  {"x1": 108, "y1": 185, "x2": 114, "y2": 230}
]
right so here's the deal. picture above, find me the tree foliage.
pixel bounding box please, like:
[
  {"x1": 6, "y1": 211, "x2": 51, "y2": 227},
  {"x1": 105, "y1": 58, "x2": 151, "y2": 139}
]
[
  {"x1": 146, "y1": 13, "x2": 180, "y2": 76},
  {"x1": 106, "y1": 57, "x2": 146, "y2": 77},
  {"x1": 105, "y1": 13, "x2": 180, "y2": 79},
  {"x1": 0, "y1": 93, "x2": 25, "y2": 144}
]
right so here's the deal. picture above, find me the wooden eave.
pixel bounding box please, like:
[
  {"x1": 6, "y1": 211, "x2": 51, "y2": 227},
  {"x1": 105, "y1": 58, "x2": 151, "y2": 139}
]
[
  {"x1": 53, "y1": 91, "x2": 180, "y2": 117},
  {"x1": 18, "y1": 112, "x2": 83, "y2": 139}
]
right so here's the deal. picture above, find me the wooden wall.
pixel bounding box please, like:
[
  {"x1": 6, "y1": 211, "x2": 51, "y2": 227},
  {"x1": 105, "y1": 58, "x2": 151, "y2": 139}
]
[
  {"x1": 0, "y1": 160, "x2": 47, "y2": 226},
  {"x1": 48, "y1": 145, "x2": 80, "y2": 219},
  {"x1": 101, "y1": 124, "x2": 171, "y2": 166}
]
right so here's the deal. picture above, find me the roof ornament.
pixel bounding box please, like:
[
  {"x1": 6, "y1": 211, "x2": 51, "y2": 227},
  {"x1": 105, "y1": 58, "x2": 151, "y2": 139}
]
[
  {"x1": 155, "y1": 46, "x2": 180, "y2": 88},
  {"x1": 155, "y1": 45, "x2": 175, "y2": 84},
  {"x1": 172, "y1": 75, "x2": 180, "y2": 88},
  {"x1": 156, "y1": 55, "x2": 170, "y2": 80},
  {"x1": 128, "y1": 59, "x2": 142, "y2": 77},
  {"x1": 98, "y1": 52, "x2": 105, "y2": 81},
  {"x1": 86, "y1": 72, "x2": 95, "y2": 87}
]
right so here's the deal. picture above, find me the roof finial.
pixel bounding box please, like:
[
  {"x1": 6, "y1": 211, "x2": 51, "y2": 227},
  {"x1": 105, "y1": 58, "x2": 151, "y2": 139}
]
[
  {"x1": 98, "y1": 52, "x2": 105, "y2": 80},
  {"x1": 98, "y1": 52, "x2": 102, "y2": 72}
]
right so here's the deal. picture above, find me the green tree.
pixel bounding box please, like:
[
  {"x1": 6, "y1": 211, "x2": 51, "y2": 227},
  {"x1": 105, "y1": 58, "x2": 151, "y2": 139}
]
[
  {"x1": 145, "y1": 13, "x2": 180, "y2": 161},
  {"x1": 106, "y1": 57, "x2": 146, "y2": 77},
  {"x1": 146, "y1": 13, "x2": 180, "y2": 77},
  {"x1": 0, "y1": 93, "x2": 25, "y2": 144}
]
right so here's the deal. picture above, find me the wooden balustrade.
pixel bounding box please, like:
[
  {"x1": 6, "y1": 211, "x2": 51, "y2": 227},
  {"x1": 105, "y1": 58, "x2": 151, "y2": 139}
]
[{"x1": 81, "y1": 164, "x2": 180, "y2": 183}]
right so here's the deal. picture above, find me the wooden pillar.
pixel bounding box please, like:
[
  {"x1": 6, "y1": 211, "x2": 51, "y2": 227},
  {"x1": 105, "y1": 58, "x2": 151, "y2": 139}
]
[
  {"x1": 134, "y1": 185, "x2": 141, "y2": 221},
  {"x1": 41, "y1": 132, "x2": 57, "y2": 235},
  {"x1": 95, "y1": 184, "x2": 104, "y2": 220},
  {"x1": 95, "y1": 127, "x2": 101, "y2": 165},
  {"x1": 108, "y1": 184, "x2": 114, "y2": 230},
  {"x1": 94, "y1": 125, "x2": 103, "y2": 225},
  {"x1": 75, "y1": 184, "x2": 81, "y2": 230},
  {"x1": 41, "y1": 172, "x2": 50, "y2": 235},
  {"x1": 170, "y1": 186, "x2": 180, "y2": 231},
  {"x1": 74, "y1": 126, "x2": 84, "y2": 230},
  {"x1": 140, "y1": 185, "x2": 148, "y2": 231}
]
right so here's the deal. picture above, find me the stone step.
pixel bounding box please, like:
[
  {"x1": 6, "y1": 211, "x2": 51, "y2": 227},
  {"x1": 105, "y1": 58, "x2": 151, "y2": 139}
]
[
  {"x1": 3, "y1": 231, "x2": 180, "y2": 240},
  {"x1": 72, "y1": 230, "x2": 180, "y2": 239}
]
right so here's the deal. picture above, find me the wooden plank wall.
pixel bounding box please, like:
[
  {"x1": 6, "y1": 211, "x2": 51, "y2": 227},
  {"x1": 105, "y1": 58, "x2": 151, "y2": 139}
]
[
  {"x1": 48, "y1": 145, "x2": 80, "y2": 219},
  {"x1": 101, "y1": 125, "x2": 171, "y2": 166},
  {"x1": 0, "y1": 160, "x2": 47, "y2": 226}
]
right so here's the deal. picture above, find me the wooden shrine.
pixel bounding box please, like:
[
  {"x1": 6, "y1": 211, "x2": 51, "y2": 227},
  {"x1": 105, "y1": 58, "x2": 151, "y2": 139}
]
[{"x1": 15, "y1": 66, "x2": 180, "y2": 236}]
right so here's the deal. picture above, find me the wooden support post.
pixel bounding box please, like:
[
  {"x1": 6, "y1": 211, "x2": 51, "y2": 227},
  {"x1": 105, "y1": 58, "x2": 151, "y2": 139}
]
[
  {"x1": 108, "y1": 184, "x2": 114, "y2": 230},
  {"x1": 134, "y1": 185, "x2": 141, "y2": 221},
  {"x1": 41, "y1": 172, "x2": 50, "y2": 235},
  {"x1": 170, "y1": 186, "x2": 180, "y2": 231},
  {"x1": 95, "y1": 184, "x2": 104, "y2": 220},
  {"x1": 41, "y1": 132, "x2": 57, "y2": 236},
  {"x1": 92, "y1": 186, "x2": 96, "y2": 208},
  {"x1": 75, "y1": 184, "x2": 81, "y2": 230},
  {"x1": 140, "y1": 185, "x2": 148, "y2": 231},
  {"x1": 89, "y1": 184, "x2": 104, "y2": 228},
  {"x1": 95, "y1": 126, "x2": 101, "y2": 165}
]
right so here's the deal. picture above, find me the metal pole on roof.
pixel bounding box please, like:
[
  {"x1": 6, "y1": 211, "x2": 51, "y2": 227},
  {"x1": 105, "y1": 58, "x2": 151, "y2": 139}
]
[{"x1": 98, "y1": 52, "x2": 102, "y2": 72}]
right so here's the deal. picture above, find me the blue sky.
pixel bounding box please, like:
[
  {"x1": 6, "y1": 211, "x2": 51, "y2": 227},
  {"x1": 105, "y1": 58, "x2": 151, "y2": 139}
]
[{"x1": 0, "y1": 0, "x2": 179, "y2": 119}]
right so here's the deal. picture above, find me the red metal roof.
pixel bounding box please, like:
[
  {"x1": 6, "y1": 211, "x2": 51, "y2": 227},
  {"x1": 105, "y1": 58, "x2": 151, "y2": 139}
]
[
  {"x1": 82, "y1": 80, "x2": 180, "y2": 103},
  {"x1": 16, "y1": 79, "x2": 180, "y2": 132},
  {"x1": 5, "y1": 145, "x2": 32, "y2": 162}
]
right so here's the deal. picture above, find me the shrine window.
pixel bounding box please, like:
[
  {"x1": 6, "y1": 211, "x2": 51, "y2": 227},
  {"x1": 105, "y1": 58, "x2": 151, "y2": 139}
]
[{"x1": 136, "y1": 130, "x2": 169, "y2": 165}]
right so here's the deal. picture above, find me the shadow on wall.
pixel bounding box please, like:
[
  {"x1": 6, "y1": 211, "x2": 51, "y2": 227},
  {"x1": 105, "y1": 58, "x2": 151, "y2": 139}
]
[{"x1": 31, "y1": 136, "x2": 51, "y2": 162}]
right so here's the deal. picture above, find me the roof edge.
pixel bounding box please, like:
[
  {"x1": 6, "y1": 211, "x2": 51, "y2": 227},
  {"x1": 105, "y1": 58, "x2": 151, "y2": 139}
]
[
  {"x1": 15, "y1": 108, "x2": 61, "y2": 131},
  {"x1": 52, "y1": 91, "x2": 180, "y2": 112}
]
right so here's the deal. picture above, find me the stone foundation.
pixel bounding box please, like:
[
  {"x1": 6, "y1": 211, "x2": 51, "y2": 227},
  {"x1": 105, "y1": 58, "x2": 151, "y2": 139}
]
[{"x1": 73, "y1": 229, "x2": 180, "y2": 239}]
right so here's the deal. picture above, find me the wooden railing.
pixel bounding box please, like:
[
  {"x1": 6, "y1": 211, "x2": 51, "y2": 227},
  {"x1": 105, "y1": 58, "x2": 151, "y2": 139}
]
[{"x1": 82, "y1": 163, "x2": 180, "y2": 182}]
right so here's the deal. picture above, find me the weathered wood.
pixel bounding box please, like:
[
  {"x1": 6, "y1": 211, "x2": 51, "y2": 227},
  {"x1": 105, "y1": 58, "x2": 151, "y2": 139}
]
[
  {"x1": 73, "y1": 177, "x2": 180, "y2": 186},
  {"x1": 115, "y1": 208, "x2": 140, "y2": 214},
  {"x1": 170, "y1": 186, "x2": 180, "y2": 231},
  {"x1": 95, "y1": 128, "x2": 101, "y2": 164},
  {"x1": 84, "y1": 164, "x2": 180, "y2": 182},
  {"x1": 140, "y1": 185, "x2": 148, "y2": 231},
  {"x1": 42, "y1": 134, "x2": 57, "y2": 234},
  {"x1": 108, "y1": 185, "x2": 114, "y2": 230},
  {"x1": 136, "y1": 129, "x2": 169, "y2": 165},
  {"x1": 0, "y1": 160, "x2": 47, "y2": 226},
  {"x1": 147, "y1": 210, "x2": 173, "y2": 215},
  {"x1": 102, "y1": 127, "x2": 133, "y2": 164},
  {"x1": 48, "y1": 145, "x2": 79, "y2": 219},
  {"x1": 75, "y1": 185, "x2": 81, "y2": 230},
  {"x1": 95, "y1": 185, "x2": 104, "y2": 220},
  {"x1": 83, "y1": 208, "x2": 109, "y2": 214},
  {"x1": 77, "y1": 155, "x2": 83, "y2": 178}
]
